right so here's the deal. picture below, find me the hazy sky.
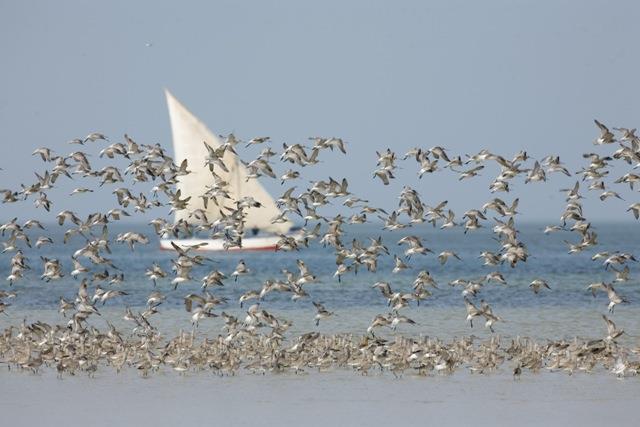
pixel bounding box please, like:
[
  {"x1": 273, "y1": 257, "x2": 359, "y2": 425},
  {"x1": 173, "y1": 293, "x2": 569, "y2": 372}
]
[{"x1": 1, "y1": 0, "x2": 639, "y2": 223}]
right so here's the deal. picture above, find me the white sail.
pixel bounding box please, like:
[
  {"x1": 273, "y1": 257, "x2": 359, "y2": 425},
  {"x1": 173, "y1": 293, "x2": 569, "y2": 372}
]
[{"x1": 165, "y1": 89, "x2": 291, "y2": 234}]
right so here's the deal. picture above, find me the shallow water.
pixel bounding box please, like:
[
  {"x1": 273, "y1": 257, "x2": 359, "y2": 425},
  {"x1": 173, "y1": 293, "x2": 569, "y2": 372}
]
[
  {"x1": 1, "y1": 368, "x2": 638, "y2": 427},
  {"x1": 1, "y1": 223, "x2": 639, "y2": 341},
  {"x1": 2, "y1": 223, "x2": 640, "y2": 426}
]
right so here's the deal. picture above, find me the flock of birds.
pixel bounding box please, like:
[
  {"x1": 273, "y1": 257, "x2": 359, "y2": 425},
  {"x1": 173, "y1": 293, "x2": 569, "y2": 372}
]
[{"x1": 0, "y1": 121, "x2": 639, "y2": 379}]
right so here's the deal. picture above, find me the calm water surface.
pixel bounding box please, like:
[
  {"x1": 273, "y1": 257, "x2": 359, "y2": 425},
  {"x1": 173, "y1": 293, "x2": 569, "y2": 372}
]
[{"x1": 1, "y1": 222, "x2": 639, "y2": 341}]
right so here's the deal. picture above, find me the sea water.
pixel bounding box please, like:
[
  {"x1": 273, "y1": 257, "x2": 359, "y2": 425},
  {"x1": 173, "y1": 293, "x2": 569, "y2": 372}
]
[{"x1": 1, "y1": 222, "x2": 638, "y2": 342}]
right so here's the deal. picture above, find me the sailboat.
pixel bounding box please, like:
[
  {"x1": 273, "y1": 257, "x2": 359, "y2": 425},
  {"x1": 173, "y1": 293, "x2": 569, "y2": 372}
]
[{"x1": 159, "y1": 90, "x2": 297, "y2": 251}]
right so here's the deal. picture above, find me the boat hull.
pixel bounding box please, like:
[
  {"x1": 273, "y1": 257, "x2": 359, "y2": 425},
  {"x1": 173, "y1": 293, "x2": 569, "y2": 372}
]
[{"x1": 160, "y1": 235, "x2": 283, "y2": 252}]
